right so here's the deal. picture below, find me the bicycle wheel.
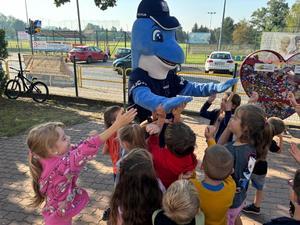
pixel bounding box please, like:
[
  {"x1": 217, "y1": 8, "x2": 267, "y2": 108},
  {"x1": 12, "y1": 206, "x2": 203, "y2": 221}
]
[
  {"x1": 5, "y1": 79, "x2": 21, "y2": 99},
  {"x1": 31, "y1": 81, "x2": 49, "y2": 103}
]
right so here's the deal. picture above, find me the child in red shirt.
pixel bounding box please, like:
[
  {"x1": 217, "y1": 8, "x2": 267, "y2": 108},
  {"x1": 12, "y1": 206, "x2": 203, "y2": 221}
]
[{"x1": 147, "y1": 122, "x2": 198, "y2": 188}]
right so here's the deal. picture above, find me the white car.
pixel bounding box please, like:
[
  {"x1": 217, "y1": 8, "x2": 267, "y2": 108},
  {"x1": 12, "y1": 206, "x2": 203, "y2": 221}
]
[{"x1": 205, "y1": 51, "x2": 235, "y2": 74}]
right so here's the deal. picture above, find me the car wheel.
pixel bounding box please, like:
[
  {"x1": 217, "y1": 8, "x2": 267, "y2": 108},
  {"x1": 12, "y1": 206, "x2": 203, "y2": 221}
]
[
  {"x1": 205, "y1": 70, "x2": 209, "y2": 73},
  {"x1": 103, "y1": 55, "x2": 108, "y2": 62},
  {"x1": 86, "y1": 56, "x2": 92, "y2": 64}
]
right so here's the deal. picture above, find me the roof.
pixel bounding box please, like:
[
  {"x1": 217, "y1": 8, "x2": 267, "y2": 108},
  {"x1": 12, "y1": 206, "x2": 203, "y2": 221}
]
[{"x1": 210, "y1": 51, "x2": 232, "y2": 54}]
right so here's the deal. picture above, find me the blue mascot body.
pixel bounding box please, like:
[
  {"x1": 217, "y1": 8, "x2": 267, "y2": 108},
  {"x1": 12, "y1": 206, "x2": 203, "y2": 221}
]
[{"x1": 128, "y1": 0, "x2": 238, "y2": 122}]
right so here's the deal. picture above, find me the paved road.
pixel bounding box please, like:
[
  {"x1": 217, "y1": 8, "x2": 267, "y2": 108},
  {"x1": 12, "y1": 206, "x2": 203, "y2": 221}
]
[{"x1": 0, "y1": 115, "x2": 299, "y2": 225}]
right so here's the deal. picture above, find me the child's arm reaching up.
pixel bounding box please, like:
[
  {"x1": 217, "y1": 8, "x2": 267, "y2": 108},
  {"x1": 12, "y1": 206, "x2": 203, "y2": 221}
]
[
  {"x1": 248, "y1": 91, "x2": 259, "y2": 104},
  {"x1": 289, "y1": 143, "x2": 300, "y2": 164},
  {"x1": 205, "y1": 125, "x2": 216, "y2": 147},
  {"x1": 70, "y1": 108, "x2": 137, "y2": 168},
  {"x1": 217, "y1": 126, "x2": 232, "y2": 145},
  {"x1": 288, "y1": 92, "x2": 300, "y2": 117},
  {"x1": 172, "y1": 103, "x2": 186, "y2": 123},
  {"x1": 99, "y1": 108, "x2": 137, "y2": 141}
]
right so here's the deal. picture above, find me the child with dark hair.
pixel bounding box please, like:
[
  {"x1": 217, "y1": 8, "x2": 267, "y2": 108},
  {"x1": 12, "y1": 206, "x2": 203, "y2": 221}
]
[
  {"x1": 263, "y1": 169, "x2": 300, "y2": 225},
  {"x1": 199, "y1": 92, "x2": 241, "y2": 141},
  {"x1": 243, "y1": 116, "x2": 285, "y2": 215},
  {"x1": 109, "y1": 148, "x2": 163, "y2": 225},
  {"x1": 152, "y1": 179, "x2": 204, "y2": 225},
  {"x1": 190, "y1": 143, "x2": 235, "y2": 225},
  {"x1": 147, "y1": 122, "x2": 198, "y2": 188},
  {"x1": 103, "y1": 105, "x2": 123, "y2": 181}
]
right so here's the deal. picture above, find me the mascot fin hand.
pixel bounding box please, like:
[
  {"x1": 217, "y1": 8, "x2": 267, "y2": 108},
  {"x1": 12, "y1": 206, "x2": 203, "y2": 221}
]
[
  {"x1": 162, "y1": 96, "x2": 192, "y2": 113},
  {"x1": 180, "y1": 78, "x2": 239, "y2": 96},
  {"x1": 132, "y1": 87, "x2": 192, "y2": 113}
]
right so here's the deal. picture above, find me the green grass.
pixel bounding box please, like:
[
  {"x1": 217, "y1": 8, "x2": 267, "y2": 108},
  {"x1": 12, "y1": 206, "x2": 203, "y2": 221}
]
[
  {"x1": 7, "y1": 40, "x2": 251, "y2": 64},
  {"x1": 0, "y1": 97, "x2": 105, "y2": 137}
]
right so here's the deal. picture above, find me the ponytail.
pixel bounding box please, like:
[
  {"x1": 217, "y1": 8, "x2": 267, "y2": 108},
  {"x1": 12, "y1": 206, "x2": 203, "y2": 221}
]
[
  {"x1": 26, "y1": 122, "x2": 64, "y2": 208},
  {"x1": 237, "y1": 104, "x2": 272, "y2": 160},
  {"x1": 255, "y1": 122, "x2": 273, "y2": 160},
  {"x1": 28, "y1": 153, "x2": 45, "y2": 207}
]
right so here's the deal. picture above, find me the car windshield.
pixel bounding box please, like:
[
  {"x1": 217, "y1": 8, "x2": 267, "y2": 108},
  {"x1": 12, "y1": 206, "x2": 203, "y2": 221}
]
[
  {"x1": 70, "y1": 47, "x2": 86, "y2": 52},
  {"x1": 210, "y1": 53, "x2": 231, "y2": 60}
]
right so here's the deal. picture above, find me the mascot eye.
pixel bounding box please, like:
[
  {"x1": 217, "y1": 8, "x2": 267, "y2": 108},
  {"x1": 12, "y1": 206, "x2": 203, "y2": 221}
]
[{"x1": 152, "y1": 30, "x2": 163, "y2": 42}]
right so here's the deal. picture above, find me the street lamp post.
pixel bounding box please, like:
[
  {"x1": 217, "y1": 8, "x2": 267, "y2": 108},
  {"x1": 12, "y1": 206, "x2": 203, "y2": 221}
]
[
  {"x1": 25, "y1": 0, "x2": 29, "y2": 24},
  {"x1": 24, "y1": 0, "x2": 34, "y2": 54},
  {"x1": 76, "y1": 0, "x2": 83, "y2": 44},
  {"x1": 208, "y1": 12, "x2": 216, "y2": 31},
  {"x1": 218, "y1": 0, "x2": 226, "y2": 51}
]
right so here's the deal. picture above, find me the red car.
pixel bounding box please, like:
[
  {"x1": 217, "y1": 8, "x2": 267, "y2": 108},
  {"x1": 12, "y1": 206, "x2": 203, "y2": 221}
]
[{"x1": 68, "y1": 46, "x2": 108, "y2": 63}]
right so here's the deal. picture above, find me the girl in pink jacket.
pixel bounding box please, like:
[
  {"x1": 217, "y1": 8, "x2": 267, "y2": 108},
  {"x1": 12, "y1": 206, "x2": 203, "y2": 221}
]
[{"x1": 27, "y1": 109, "x2": 137, "y2": 225}]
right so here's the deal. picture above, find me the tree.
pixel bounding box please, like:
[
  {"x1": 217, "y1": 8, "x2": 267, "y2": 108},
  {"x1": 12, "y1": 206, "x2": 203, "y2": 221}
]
[
  {"x1": 176, "y1": 27, "x2": 187, "y2": 43},
  {"x1": 222, "y1": 17, "x2": 235, "y2": 44},
  {"x1": 0, "y1": 13, "x2": 26, "y2": 39},
  {"x1": 192, "y1": 23, "x2": 199, "y2": 32},
  {"x1": 191, "y1": 23, "x2": 209, "y2": 33},
  {"x1": 233, "y1": 20, "x2": 256, "y2": 45},
  {"x1": 0, "y1": 29, "x2": 8, "y2": 97},
  {"x1": 251, "y1": 0, "x2": 289, "y2": 31},
  {"x1": 54, "y1": 0, "x2": 116, "y2": 10},
  {"x1": 286, "y1": 0, "x2": 300, "y2": 32}
]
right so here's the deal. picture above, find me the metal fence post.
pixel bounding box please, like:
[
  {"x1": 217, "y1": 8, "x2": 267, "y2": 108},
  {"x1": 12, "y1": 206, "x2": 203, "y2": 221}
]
[
  {"x1": 122, "y1": 68, "x2": 126, "y2": 108},
  {"x1": 73, "y1": 56, "x2": 79, "y2": 97},
  {"x1": 231, "y1": 63, "x2": 238, "y2": 92}
]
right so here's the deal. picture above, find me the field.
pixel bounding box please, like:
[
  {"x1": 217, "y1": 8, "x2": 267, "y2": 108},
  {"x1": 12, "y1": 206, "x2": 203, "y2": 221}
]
[{"x1": 7, "y1": 39, "x2": 256, "y2": 64}]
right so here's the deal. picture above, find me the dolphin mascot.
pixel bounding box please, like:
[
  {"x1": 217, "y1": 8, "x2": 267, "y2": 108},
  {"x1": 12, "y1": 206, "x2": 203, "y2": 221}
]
[{"x1": 128, "y1": 0, "x2": 238, "y2": 122}]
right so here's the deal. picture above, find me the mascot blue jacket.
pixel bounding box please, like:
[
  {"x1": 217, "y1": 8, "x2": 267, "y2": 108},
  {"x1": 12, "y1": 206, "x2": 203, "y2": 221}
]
[{"x1": 128, "y1": 0, "x2": 238, "y2": 122}]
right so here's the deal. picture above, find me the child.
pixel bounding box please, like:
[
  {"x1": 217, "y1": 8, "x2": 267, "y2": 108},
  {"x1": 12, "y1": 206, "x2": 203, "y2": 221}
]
[
  {"x1": 118, "y1": 123, "x2": 147, "y2": 154},
  {"x1": 224, "y1": 104, "x2": 273, "y2": 225},
  {"x1": 27, "y1": 108, "x2": 136, "y2": 225},
  {"x1": 147, "y1": 122, "x2": 198, "y2": 188},
  {"x1": 103, "y1": 117, "x2": 147, "y2": 221},
  {"x1": 101, "y1": 105, "x2": 122, "y2": 221},
  {"x1": 109, "y1": 148, "x2": 163, "y2": 225},
  {"x1": 152, "y1": 179, "x2": 204, "y2": 225},
  {"x1": 103, "y1": 105, "x2": 122, "y2": 181},
  {"x1": 190, "y1": 144, "x2": 236, "y2": 225},
  {"x1": 243, "y1": 117, "x2": 285, "y2": 215},
  {"x1": 199, "y1": 92, "x2": 241, "y2": 141},
  {"x1": 263, "y1": 169, "x2": 300, "y2": 225},
  {"x1": 288, "y1": 91, "x2": 300, "y2": 117}
]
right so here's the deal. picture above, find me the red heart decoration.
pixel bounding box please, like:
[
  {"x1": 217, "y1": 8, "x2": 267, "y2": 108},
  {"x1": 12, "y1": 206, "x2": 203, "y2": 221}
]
[{"x1": 240, "y1": 50, "x2": 300, "y2": 119}]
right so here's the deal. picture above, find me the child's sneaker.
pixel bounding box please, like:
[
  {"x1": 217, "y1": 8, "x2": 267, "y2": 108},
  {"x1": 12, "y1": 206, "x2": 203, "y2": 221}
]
[
  {"x1": 242, "y1": 203, "x2": 261, "y2": 215},
  {"x1": 101, "y1": 208, "x2": 111, "y2": 221}
]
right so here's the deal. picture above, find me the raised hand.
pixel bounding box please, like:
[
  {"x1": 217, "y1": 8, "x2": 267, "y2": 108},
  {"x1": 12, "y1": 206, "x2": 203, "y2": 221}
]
[
  {"x1": 289, "y1": 143, "x2": 300, "y2": 164},
  {"x1": 208, "y1": 93, "x2": 217, "y2": 104},
  {"x1": 248, "y1": 91, "x2": 259, "y2": 104},
  {"x1": 205, "y1": 125, "x2": 216, "y2": 140}
]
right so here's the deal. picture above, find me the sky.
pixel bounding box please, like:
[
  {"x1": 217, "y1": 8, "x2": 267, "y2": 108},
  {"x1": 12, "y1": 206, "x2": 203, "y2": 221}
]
[{"x1": 0, "y1": 0, "x2": 296, "y2": 32}]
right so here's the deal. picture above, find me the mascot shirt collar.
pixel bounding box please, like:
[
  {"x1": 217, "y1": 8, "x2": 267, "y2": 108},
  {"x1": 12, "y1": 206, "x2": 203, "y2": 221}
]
[{"x1": 137, "y1": 0, "x2": 180, "y2": 30}]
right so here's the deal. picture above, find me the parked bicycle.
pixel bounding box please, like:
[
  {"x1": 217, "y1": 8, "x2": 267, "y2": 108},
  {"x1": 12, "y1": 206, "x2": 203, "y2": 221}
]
[{"x1": 5, "y1": 67, "x2": 49, "y2": 103}]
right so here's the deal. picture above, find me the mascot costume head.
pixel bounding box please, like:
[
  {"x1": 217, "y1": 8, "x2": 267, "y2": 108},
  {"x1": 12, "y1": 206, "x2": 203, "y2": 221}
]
[{"x1": 129, "y1": 0, "x2": 238, "y2": 122}]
